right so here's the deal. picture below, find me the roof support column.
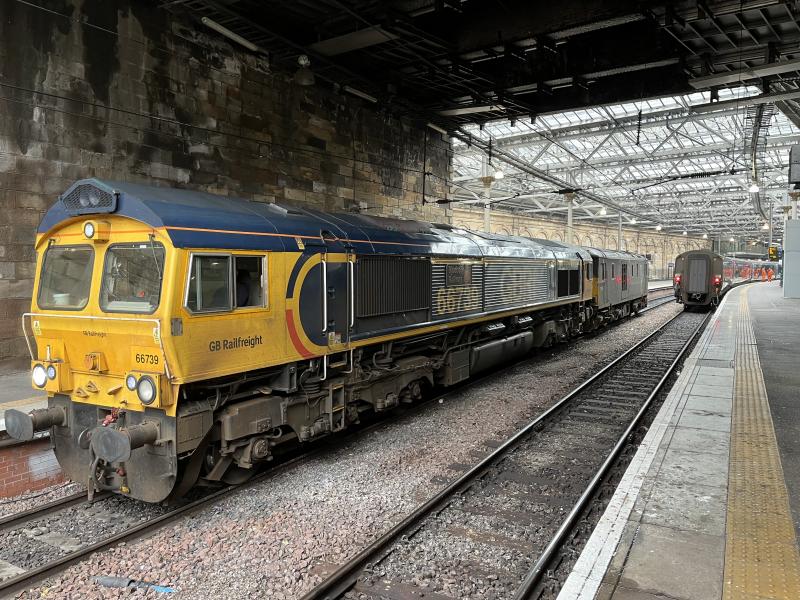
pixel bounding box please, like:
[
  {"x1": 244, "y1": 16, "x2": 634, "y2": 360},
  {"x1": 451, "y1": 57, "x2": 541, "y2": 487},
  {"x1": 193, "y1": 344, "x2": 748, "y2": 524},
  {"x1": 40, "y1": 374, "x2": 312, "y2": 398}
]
[
  {"x1": 480, "y1": 175, "x2": 494, "y2": 233},
  {"x1": 566, "y1": 193, "x2": 575, "y2": 244},
  {"x1": 617, "y1": 212, "x2": 623, "y2": 251}
]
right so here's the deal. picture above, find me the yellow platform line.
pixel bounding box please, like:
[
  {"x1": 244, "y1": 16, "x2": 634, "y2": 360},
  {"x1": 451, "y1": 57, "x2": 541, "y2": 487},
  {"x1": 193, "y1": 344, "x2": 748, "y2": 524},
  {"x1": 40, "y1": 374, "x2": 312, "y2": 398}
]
[{"x1": 723, "y1": 289, "x2": 800, "y2": 599}]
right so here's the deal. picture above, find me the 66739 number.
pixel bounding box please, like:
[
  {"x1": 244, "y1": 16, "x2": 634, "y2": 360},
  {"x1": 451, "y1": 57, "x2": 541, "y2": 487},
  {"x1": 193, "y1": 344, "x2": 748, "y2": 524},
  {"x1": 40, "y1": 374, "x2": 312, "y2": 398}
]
[{"x1": 134, "y1": 353, "x2": 159, "y2": 366}]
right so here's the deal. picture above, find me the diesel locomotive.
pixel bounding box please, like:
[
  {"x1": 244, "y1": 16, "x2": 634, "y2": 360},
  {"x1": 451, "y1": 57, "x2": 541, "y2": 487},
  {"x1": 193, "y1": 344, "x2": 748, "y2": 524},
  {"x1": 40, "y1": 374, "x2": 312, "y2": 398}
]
[{"x1": 5, "y1": 179, "x2": 648, "y2": 502}]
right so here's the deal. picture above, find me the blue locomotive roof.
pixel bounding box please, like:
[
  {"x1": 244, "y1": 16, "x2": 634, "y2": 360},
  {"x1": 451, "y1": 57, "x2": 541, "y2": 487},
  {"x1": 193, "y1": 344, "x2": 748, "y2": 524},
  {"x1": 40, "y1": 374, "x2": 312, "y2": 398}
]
[{"x1": 38, "y1": 179, "x2": 581, "y2": 259}]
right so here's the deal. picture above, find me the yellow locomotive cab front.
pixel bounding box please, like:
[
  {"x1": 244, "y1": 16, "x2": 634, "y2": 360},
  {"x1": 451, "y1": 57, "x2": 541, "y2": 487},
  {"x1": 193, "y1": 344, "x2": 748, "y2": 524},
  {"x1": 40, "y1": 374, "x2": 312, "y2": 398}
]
[{"x1": 7, "y1": 196, "x2": 182, "y2": 501}]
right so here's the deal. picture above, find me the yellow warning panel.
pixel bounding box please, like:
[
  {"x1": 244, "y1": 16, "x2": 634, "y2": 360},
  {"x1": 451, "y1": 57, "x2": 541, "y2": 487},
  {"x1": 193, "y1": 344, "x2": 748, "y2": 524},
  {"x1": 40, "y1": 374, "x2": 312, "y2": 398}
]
[{"x1": 723, "y1": 291, "x2": 800, "y2": 599}]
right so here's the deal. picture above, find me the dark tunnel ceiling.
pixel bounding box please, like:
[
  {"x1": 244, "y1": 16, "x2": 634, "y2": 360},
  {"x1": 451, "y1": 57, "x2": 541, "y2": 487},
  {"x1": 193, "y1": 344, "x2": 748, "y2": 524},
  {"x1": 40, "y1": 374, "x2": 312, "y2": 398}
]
[{"x1": 160, "y1": 0, "x2": 800, "y2": 130}]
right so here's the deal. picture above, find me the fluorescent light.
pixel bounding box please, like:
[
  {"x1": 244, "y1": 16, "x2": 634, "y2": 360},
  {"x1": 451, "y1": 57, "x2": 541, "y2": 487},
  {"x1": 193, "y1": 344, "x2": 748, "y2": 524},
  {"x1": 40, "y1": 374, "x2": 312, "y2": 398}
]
[
  {"x1": 688, "y1": 58, "x2": 800, "y2": 89},
  {"x1": 438, "y1": 104, "x2": 504, "y2": 117},
  {"x1": 202, "y1": 17, "x2": 260, "y2": 53},
  {"x1": 599, "y1": 207, "x2": 607, "y2": 216},
  {"x1": 748, "y1": 182, "x2": 760, "y2": 193},
  {"x1": 729, "y1": 237, "x2": 735, "y2": 242},
  {"x1": 427, "y1": 122, "x2": 448, "y2": 135},
  {"x1": 343, "y1": 85, "x2": 377, "y2": 103},
  {"x1": 655, "y1": 224, "x2": 662, "y2": 231},
  {"x1": 693, "y1": 89, "x2": 800, "y2": 113}
]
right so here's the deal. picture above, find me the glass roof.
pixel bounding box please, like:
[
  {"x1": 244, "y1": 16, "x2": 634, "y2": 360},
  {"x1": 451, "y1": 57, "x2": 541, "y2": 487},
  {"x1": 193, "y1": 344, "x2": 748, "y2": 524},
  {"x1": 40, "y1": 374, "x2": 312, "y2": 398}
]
[{"x1": 451, "y1": 86, "x2": 800, "y2": 239}]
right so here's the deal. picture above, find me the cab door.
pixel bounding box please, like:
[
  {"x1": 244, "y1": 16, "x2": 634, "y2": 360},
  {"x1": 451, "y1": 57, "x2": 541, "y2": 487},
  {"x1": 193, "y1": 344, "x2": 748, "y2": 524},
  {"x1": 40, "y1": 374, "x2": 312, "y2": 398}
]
[
  {"x1": 320, "y1": 231, "x2": 351, "y2": 348},
  {"x1": 598, "y1": 259, "x2": 609, "y2": 307}
]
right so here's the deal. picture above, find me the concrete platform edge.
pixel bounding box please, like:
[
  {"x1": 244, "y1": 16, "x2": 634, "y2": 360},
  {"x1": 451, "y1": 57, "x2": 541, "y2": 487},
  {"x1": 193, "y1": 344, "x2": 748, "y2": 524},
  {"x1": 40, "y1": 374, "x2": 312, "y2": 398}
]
[{"x1": 556, "y1": 291, "x2": 736, "y2": 600}]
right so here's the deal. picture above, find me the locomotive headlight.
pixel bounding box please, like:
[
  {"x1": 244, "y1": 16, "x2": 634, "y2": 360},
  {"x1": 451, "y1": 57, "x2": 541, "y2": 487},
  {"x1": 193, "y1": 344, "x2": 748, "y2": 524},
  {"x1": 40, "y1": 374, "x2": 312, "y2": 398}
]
[
  {"x1": 125, "y1": 374, "x2": 138, "y2": 391},
  {"x1": 46, "y1": 365, "x2": 57, "y2": 380},
  {"x1": 32, "y1": 364, "x2": 48, "y2": 388},
  {"x1": 83, "y1": 221, "x2": 95, "y2": 239},
  {"x1": 136, "y1": 376, "x2": 157, "y2": 405}
]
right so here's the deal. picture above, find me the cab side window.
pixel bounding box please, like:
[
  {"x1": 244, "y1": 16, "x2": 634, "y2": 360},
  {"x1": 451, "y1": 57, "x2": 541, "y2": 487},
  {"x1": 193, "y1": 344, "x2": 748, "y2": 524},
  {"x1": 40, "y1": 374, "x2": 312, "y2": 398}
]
[
  {"x1": 186, "y1": 255, "x2": 231, "y2": 312},
  {"x1": 234, "y1": 256, "x2": 266, "y2": 308}
]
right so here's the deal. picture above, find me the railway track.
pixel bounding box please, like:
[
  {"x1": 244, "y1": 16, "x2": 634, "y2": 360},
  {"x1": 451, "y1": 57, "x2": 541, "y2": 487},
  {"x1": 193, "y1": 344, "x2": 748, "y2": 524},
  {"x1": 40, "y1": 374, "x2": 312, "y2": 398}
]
[
  {"x1": 301, "y1": 309, "x2": 708, "y2": 600},
  {"x1": 0, "y1": 295, "x2": 681, "y2": 597}
]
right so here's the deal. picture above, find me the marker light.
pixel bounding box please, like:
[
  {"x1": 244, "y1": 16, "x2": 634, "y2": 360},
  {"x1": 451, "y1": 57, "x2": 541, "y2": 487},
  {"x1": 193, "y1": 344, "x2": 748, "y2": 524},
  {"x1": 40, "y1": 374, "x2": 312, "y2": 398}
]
[
  {"x1": 136, "y1": 376, "x2": 157, "y2": 405},
  {"x1": 713, "y1": 275, "x2": 722, "y2": 286},
  {"x1": 83, "y1": 222, "x2": 95, "y2": 238},
  {"x1": 32, "y1": 364, "x2": 47, "y2": 388},
  {"x1": 125, "y1": 374, "x2": 138, "y2": 391},
  {"x1": 46, "y1": 365, "x2": 57, "y2": 380},
  {"x1": 674, "y1": 274, "x2": 681, "y2": 285}
]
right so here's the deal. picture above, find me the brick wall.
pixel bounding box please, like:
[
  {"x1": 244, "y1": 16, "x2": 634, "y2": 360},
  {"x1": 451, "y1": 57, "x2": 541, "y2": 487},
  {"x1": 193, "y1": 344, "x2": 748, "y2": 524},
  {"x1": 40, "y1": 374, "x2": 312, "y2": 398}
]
[
  {"x1": 0, "y1": 439, "x2": 64, "y2": 498},
  {"x1": 0, "y1": 0, "x2": 451, "y2": 364}
]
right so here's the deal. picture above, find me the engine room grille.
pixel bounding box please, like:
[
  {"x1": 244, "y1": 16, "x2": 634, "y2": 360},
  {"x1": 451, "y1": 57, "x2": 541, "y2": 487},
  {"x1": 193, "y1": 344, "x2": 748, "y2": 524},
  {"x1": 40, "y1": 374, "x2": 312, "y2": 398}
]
[
  {"x1": 484, "y1": 260, "x2": 551, "y2": 310},
  {"x1": 357, "y1": 257, "x2": 430, "y2": 318},
  {"x1": 61, "y1": 183, "x2": 117, "y2": 215}
]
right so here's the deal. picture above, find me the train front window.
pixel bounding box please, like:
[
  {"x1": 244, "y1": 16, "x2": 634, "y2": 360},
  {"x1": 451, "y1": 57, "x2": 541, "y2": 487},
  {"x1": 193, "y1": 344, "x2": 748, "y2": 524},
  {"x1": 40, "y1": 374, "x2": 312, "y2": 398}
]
[
  {"x1": 38, "y1": 245, "x2": 94, "y2": 310},
  {"x1": 185, "y1": 255, "x2": 232, "y2": 312},
  {"x1": 100, "y1": 242, "x2": 165, "y2": 314}
]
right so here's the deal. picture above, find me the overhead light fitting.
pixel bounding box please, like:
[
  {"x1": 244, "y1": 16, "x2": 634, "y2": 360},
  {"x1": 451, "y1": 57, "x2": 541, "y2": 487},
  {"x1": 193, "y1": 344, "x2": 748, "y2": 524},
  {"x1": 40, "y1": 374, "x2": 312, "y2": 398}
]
[
  {"x1": 702, "y1": 233, "x2": 708, "y2": 239},
  {"x1": 682, "y1": 230, "x2": 687, "y2": 236},
  {"x1": 729, "y1": 237, "x2": 735, "y2": 242},
  {"x1": 762, "y1": 222, "x2": 770, "y2": 230},
  {"x1": 630, "y1": 218, "x2": 637, "y2": 224},
  {"x1": 599, "y1": 207, "x2": 607, "y2": 216},
  {"x1": 343, "y1": 85, "x2": 377, "y2": 103},
  {"x1": 748, "y1": 182, "x2": 760, "y2": 193},
  {"x1": 294, "y1": 54, "x2": 315, "y2": 86},
  {"x1": 426, "y1": 122, "x2": 448, "y2": 136},
  {"x1": 655, "y1": 224, "x2": 662, "y2": 231},
  {"x1": 438, "y1": 104, "x2": 503, "y2": 117},
  {"x1": 201, "y1": 17, "x2": 260, "y2": 53},
  {"x1": 493, "y1": 168, "x2": 505, "y2": 180}
]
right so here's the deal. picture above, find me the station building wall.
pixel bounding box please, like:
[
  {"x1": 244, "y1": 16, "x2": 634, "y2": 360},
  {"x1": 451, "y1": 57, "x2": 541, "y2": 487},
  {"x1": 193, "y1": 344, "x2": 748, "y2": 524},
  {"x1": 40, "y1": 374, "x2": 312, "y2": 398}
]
[
  {"x1": 0, "y1": 0, "x2": 451, "y2": 365},
  {"x1": 451, "y1": 207, "x2": 712, "y2": 279}
]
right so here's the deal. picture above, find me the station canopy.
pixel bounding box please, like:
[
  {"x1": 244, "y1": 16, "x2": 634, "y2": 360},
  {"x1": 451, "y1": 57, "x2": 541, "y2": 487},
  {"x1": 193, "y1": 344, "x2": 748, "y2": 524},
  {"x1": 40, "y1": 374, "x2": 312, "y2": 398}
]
[{"x1": 451, "y1": 87, "x2": 800, "y2": 243}]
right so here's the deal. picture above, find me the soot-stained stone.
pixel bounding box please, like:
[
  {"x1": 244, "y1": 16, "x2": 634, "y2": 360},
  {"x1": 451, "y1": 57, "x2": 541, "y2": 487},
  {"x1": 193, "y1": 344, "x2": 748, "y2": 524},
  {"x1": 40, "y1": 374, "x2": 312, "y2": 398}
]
[{"x1": 80, "y1": 0, "x2": 120, "y2": 105}]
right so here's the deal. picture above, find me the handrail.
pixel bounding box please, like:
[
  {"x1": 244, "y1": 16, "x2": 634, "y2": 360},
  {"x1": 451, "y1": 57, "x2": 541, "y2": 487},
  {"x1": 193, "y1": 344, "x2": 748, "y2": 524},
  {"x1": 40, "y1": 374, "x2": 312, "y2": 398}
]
[{"x1": 321, "y1": 257, "x2": 328, "y2": 334}]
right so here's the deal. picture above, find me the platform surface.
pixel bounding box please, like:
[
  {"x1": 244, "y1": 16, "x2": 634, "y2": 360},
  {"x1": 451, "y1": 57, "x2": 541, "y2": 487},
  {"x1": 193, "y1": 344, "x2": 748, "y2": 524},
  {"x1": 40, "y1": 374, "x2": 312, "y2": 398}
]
[
  {"x1": 648, "y1": 279, "x2": 672, "y2": 290},
  {"x1": 559, "y1": 281, "x2": 800, "y2": 600},
  {"x1": 0, "y1": 370, "x2": 46, "y2": 434}
]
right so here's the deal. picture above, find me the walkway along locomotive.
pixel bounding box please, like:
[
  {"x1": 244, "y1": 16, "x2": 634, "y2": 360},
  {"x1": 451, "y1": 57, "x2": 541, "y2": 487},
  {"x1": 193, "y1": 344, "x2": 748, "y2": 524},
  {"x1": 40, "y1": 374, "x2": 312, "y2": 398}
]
[{"x1": 4, "y1": 179, "x2": 648, "y2": 502}]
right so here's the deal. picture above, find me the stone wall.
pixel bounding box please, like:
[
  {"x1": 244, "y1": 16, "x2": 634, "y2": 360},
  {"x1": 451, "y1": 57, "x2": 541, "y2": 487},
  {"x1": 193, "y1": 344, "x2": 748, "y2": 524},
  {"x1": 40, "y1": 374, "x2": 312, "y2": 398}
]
[
  {"x1": 451, "y1": 206, "x2": 711, "y2": 279},
  {"x1": 0, "y1": 0, "x2": 451, "y2": 365}
]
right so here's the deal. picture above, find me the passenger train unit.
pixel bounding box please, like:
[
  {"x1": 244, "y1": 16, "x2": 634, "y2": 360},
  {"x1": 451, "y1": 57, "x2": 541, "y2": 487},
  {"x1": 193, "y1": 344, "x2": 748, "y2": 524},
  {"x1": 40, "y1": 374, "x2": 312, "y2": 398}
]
[
  {"x1": 672, "y1": 249, "x2": 774, "y2": 308},
  {"x1": 5, "y1": 179, "x2": 648, "y2": 502}
]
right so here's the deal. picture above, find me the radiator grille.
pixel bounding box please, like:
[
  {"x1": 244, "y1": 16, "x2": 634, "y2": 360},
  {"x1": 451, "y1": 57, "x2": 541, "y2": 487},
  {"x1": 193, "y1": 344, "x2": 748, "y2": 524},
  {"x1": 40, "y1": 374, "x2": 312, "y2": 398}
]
[
  {"x1": 357, "y1": 257, "x2": 430, "y2": 318},
  {"x1": 485, "y1": 260, "x2": 552, "y2": 310},
  {"x1": 432, "y1": 263, "x2": 484, "y2": 316}
]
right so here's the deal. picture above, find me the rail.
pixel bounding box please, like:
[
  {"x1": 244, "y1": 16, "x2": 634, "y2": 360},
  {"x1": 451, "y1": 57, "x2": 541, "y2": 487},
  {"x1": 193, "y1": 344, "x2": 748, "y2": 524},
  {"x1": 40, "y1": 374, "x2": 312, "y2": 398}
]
[{"x1": 300, "y1": 310, "x2": 708, "y2": 600}]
